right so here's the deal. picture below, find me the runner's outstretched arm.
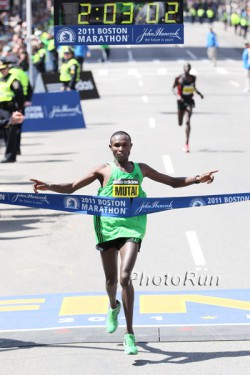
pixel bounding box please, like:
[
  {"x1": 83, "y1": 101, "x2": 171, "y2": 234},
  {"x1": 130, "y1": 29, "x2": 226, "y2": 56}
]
[
  {"x1": 30, "y1": 164, "x2": 107, "y2": 194},
  {"x1": 140, "y1": 163, "x2": 218, "y2": 188}
]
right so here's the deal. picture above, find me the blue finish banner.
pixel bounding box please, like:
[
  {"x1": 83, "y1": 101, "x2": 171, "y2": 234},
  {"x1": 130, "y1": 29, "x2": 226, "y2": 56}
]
[
  {"x1": 0, "y1": 192, "x2": 249, "y2": 217},
  {"x1": 22, "y1": 92, "x2": 86, "y2": 132},
  {"x1": 54, "y1": 24, "x2": 184, "y2": 46}
]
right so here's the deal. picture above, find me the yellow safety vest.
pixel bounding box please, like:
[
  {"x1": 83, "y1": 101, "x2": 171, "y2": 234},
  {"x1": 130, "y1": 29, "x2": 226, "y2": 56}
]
[
  {"x1": 190, "y1": 7, "x2": 196, "y2": 16},
  {"x1": 240, "y1": 17, "x2": 248, "y2": 27},
  {"x1": 47, "y1": 39, "x2": 55, "y2": 51},
  {"x1": 206, "y1": 9, "x2": 214, "y2": 19},
  {"x1": 10, "y1": 67, "x2": 28, "y2": 96},
  {"x1": 231, "y1": 13, "x2": 240, "y2": 25},
  {"x1": 197, "y1": 8, "x2": 205, "y2": 17},
  {"x1": 60, "y1": 58, "x2": 80, "y2": 82},
  {"x1": 32, "y1": 52, "x2": 41, "y2": 64},
  {"x1": 38, "y1": 48, "x2": 46, "y2": 59},
  {"x1": 0, "y1": 75, "x2": 16, "y2": 102}
]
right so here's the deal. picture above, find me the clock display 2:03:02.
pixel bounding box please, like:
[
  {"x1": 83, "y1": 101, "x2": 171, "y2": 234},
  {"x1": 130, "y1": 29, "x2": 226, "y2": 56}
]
[{"x1": 76, "y1": 2, "x2": 182, "y2": 25}]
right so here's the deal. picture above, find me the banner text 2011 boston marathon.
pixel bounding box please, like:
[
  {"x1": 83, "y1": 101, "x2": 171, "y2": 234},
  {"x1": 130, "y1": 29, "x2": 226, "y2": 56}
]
[
  {"x1": 78, "y1": 27, "x2": 129, "y2": 44},
  {"x1": 0, "y1": 192, "x2": 249, "y2": 217}
]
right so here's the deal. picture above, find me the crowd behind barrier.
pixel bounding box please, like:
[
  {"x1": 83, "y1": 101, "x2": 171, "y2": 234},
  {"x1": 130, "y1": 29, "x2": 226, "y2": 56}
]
[
  {"x1": 185, "y1": 1, "x2": 250, "y2": 36},
  {"x1": 0, "y1": 1, "x2": 249, "y2": 85}
]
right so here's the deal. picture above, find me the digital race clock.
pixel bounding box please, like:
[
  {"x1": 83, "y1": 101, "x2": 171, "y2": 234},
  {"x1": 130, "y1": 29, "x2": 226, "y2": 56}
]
[{"x1": 54, "y1": 1, "x2": 184, "y2": 46}]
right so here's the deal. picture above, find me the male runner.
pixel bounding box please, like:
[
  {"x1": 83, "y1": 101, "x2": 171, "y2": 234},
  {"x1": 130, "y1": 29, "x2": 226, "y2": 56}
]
[
  {"x1": 30, "y1": 131, "x2": 217, "y2": 355},
  {"x1": 172, "y1": 63, "x2": 204, "y2": 153}
]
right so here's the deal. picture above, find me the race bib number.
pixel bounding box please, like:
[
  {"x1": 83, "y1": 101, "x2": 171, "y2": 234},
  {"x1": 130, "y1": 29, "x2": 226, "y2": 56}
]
[
  {"x1": 182, "y1": 85, "x2": 195, "y2": 95},
  {"x1": 113, "y1": 179, "x2": 139, "y2": 198}
]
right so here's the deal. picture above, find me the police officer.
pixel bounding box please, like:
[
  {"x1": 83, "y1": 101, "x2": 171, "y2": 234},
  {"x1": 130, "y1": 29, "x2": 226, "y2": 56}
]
[
  {"x1": 0, "y1": 59, "x2": 25, "y2": 163},
  {"x1": 189, "y1": 5, "x2": 196, "y2": 23},
  {"x1": 9, "y1": 63, "x2": 32, "y2": 104},
  {"x1": 59, "y1": 47, "x2": 80, "y2": 91},
  {"x1": 206, "y1": 7, "x2": 215, "y2": 24},
  {"x1": 8, "y1": 58, "x2": 33, "y2": 155},
  {"x1": 197, "y1": 7, "x2": 205, "y2": 24},
  {"x1": 231, "y1": 11, "x2": 240, "y2": 35},
  {"x1": 240, "y1": 11, "x2": 249, "y2": 39}
]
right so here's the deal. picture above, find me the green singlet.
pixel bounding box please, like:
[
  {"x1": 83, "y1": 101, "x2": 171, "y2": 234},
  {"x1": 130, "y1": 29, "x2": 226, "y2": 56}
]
[{"x1": 94, "y1": 161, "x2": 147, "y2": 245}]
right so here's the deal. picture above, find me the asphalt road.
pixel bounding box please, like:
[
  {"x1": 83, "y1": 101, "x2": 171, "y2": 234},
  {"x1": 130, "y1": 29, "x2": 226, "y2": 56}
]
[{"x1": 0, "y1": 22, "x2": 249, "y2": 375}]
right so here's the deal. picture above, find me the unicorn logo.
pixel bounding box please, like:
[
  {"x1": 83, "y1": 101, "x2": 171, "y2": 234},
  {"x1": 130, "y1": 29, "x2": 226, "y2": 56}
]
[{"x1": 57, "y1": 27, "x2": 76, "y2": 44}]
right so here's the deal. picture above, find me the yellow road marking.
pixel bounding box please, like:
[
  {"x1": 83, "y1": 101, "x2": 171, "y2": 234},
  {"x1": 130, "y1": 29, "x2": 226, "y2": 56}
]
[
  {"x1": 0, "y1": 299, "x2": 45, "y2": 312},
  {"x1": 60, "y1": 296, "x2": 108, "y2": 316},
  {"x1": 140, "y1": 295, "x2": 250, "y2": 314},
  {"x1": 0, "y1": 299, "x2": 45, "y2": 305}
]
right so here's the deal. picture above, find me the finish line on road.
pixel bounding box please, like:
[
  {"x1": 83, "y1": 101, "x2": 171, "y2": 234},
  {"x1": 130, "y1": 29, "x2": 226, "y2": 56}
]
[{"x1": 1, "y1": 289, "x2": 250, "y2": 346}]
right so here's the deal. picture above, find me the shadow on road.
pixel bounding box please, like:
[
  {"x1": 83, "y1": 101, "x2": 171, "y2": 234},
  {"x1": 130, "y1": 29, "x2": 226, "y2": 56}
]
[
  {"x1": 133, "y1": 342, "x2": 250, "y2": 365},
  {"x1": 0, "y1": 213, "x2": 68, "y2": 235}
]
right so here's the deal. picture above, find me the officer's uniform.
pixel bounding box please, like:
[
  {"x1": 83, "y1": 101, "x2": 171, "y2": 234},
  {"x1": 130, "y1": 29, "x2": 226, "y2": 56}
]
[
  {"x1": 197, "y1": 7, "x2": 205, "y2": 23},
  {"x1": 59, "y1": 48, "x2": 80, "y2": 91},
  {"x1": 9, "y1": 65, "x2": 32, "y2": 154},
  {"x1": 0, "y1": 61, "x2": 25, "y2": 163}
]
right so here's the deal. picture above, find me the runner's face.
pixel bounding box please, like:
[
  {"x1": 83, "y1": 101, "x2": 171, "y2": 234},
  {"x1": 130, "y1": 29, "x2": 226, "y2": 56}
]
[
  {"x1": 109, "y1": 135, "x2": 132, "y2": 162},
  {"x1": 184, "y1": 64, "x2": 191, "y2": 74}
]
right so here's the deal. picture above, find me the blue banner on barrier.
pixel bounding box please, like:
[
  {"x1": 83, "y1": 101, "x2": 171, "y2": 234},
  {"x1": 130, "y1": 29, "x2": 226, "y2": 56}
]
[
  {"x1": 22, "y1": 92, "x2": 86, "y2": 132},
  {"x1": 0, "y1": 192, "x2": 249, "y2": 217}
]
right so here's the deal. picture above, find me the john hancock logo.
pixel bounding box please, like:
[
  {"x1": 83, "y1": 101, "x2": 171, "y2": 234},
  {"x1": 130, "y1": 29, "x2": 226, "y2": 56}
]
[
  {"x1": 135, "y1": 27, "x2": 182, "y2": 44},
  {"x1": 56, "y1": 27, "x2": 76, "y2": 44},
  {"x1": 64, "y1": 196, "x2": 80, "y2": 210}
]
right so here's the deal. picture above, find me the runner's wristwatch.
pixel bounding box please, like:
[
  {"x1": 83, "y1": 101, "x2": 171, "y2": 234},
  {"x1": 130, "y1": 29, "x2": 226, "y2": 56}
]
[{"x1": 194, "y1": 175, "x2": 200, "y2": 184}]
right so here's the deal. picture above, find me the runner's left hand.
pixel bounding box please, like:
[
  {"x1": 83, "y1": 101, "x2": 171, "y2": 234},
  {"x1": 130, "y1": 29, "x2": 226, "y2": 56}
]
[{"x1": 197, "y1": 170, "x2": 218, "y2": 184}]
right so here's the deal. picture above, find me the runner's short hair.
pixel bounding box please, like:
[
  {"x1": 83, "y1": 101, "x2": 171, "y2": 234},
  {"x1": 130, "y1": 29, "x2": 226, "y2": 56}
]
[{"x1": 110, "y1": 131, "x2": 131, "y2": 143}]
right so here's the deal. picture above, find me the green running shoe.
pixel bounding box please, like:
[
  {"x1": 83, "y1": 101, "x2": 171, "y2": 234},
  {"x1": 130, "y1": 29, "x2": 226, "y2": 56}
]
[
  {"x1": 123, "y1": 333, "x2": 138, "y2": 355},
  {"x1": 106, "y1": 300, "x2": 121, "y2": 333}
]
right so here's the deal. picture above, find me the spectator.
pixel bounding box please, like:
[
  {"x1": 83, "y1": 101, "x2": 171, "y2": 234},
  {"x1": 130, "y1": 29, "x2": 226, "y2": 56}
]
[
  {"x1": 74, "y1": 45, "x2": 91, "y2": 71},
  {"x1": 242, "y1": 40, "x2": 250, "y2": 92},
  {"x1": 206, "y1": 27, "x2": 219, "y2": 67},
  {"x1": 45, "y1": 28, "x2": 58, "y2": 73},
  {"x1": 101, "y1": 45, "x2": 111, "y2": 62}
]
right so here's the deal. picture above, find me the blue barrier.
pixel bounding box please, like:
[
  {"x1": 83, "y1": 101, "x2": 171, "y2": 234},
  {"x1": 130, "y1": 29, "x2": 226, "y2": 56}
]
[{"x1": 22, "y1": 92, "x2": 86, "y2": 132}]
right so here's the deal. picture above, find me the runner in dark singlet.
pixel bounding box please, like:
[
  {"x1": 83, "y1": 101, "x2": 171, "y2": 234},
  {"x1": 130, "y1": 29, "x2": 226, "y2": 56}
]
[{"x1": 172, "y1": 63, "x2": 204, "y2": 153}]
